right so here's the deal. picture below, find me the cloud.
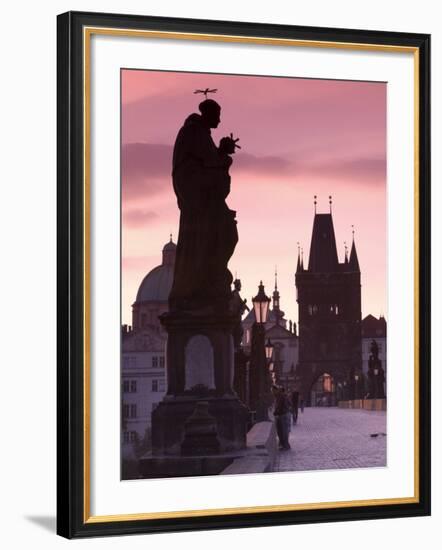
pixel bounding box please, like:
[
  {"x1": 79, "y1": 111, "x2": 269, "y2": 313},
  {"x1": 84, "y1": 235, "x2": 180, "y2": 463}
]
[
  {"x1": 299, "y1": 156, "x2": 386, "y2": 184},
  {"x1": 122, "y1": 143, "x2": 173, "y2": 200},
  {"x1": 123, "y1": 208, "x2": 158, "y2": 228},
  {"x1": 122, "y1": 142, "x2": 385, "y2": 206},
  {"x1": 232, "y1": 152, "x2": 292, "y2": 174},
  {"x1": 122, "y1": 142, "x2": 293, "y2": 200}
]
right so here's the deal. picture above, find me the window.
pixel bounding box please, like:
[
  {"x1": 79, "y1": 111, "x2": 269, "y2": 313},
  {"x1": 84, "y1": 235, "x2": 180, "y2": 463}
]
[
  {"x1": 159, "y1": 356, "x2": 165, "y2": 368},
  {"x1": 308, "y1": 304, "x2": 318, "y2": 316},
  {"x1": 123, "y1": 379, "x2": 137, "y2": 393},
  {"x1": 122, "y1": 403, "x2": 136, "y2": 419},
  {"x1": 123, "y1": 355, "x2": 137, "y2": 367},
  {"x1": 152, "y1": 379, "x2": 166, "y2": 392},
  {"x1": 123, "y1": 431, "x2": 137, "y2": 443},
  {"x1": 152, "y1": 356, "x2": 158, "y2": 368}
]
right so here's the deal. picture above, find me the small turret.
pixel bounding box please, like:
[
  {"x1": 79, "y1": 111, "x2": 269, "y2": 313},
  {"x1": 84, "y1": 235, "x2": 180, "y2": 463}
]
[{"x1": 348, "y1": 227, "x2": 360, "y2": 272}]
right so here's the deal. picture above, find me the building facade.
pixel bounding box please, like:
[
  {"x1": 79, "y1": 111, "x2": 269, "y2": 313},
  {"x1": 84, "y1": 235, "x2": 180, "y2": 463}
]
[
  {"x1": 121, "y1": 238, "x2": 176, "y2": 444},
  {"x1": 295, "y1": 209, "x2": 362, "y2": 405}
]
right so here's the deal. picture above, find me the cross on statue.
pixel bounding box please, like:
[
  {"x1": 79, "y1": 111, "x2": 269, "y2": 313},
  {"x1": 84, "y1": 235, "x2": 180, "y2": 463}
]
[{"x1": 193, "y1": 88, "x2": 218, "y2": 99}]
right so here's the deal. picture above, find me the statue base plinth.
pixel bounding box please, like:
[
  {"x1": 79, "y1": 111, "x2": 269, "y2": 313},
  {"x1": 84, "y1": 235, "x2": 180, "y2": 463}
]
[
  {"x1": 152, "y1": 395, "x2": 248, "y2": 455},
  {"x1": 150, "y1": 310, "x2": 248, "y2": 458}
]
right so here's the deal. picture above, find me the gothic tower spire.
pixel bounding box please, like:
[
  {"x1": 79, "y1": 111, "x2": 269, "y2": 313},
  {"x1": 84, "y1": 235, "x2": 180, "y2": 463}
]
[
  {"x1": 349, "y1": 225, "x2": 360, "y2": 272},
  {"x1": 296, "y1": 242, "x2": 302, "y2": 273}
]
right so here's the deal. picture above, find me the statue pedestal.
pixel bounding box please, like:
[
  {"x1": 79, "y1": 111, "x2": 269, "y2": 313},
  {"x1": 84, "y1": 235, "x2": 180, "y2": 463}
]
[{"x1": 151, "y1": 311, "x2": 248, "y2": 457}]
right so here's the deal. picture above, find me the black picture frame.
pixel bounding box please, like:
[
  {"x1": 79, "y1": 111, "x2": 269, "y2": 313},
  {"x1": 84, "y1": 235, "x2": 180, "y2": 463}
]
[{"x1": 57, "y1": 10, "x2": 431, "y2": 539}]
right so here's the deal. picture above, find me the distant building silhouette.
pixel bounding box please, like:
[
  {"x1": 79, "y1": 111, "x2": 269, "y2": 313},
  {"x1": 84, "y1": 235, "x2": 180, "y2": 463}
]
[
  {"x1": 131, "y1": 237, "x2": 176, "y2": 332},
  {"x1": 121, "y1": 238, "x2": 176, "y2": 445},
  {"x1": 361, "y1": 314, "x2": 387, "y2": 394},
  {"x1": 295, "y1": 208, "x2": 362, "y2": 405}
]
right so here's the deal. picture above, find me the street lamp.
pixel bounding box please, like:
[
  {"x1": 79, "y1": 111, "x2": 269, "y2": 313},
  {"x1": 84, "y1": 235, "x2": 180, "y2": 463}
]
[
  {"x1": 250, "y1": 282, "x2": 271, "y2": 422},
  {"x1": 252, "y1": 281, "x2": 271, "y2": 324},
  {"x1": 265, "y1": 338, "x2": 274, "y2": 363}
]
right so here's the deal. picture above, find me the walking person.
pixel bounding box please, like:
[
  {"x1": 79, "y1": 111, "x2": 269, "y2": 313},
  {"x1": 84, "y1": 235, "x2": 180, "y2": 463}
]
[
  {"x1": 271, "y1": 385, "x2": 291, "y2": 450},
  {"x1": 300, "y1": 397, "x2": 305, "y2": 413},
  {"x1": 291, "y1": 390, "x2": 299, "y2": 425}
]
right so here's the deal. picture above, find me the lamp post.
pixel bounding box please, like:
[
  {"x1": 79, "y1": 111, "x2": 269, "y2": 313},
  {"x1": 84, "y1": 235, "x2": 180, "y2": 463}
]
[
  {"x1": 354, "y1": 374, "x2": 360, "y2": 400},
  {"x1": 265, "y1": 339, "x2": 276, "y2": 386},
  {"x1": 265, "y1": 338, "x2": 274, "y2": 364},
  {"x1": 250, "y1": 282, "x2": 271, "y2": 422}
]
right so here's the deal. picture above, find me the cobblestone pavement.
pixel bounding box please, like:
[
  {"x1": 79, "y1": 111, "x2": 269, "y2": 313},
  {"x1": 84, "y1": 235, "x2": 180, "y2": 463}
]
[{"x1": 274, "y1": 407, "x2": 387, "y2": 472}]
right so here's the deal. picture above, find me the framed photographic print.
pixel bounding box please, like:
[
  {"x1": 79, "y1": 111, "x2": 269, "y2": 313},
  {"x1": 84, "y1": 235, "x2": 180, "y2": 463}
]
[{"x1": 57, "y1": 11, "x2": 431, "y2": 538}]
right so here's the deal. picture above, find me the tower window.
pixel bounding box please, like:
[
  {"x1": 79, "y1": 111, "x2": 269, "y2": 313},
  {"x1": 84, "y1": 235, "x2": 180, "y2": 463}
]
[{"x1": 309, "y1": 304, "x2": 318, "y2": 316}]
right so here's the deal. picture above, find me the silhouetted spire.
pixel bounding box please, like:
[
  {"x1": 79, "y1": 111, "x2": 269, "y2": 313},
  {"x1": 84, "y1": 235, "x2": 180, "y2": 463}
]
[
  {"x1": 300, "y1": 248, "x2": 304, "y2": 271},
  {"x1": 349, "y1": 228, "x2": 360, "y2": 272},
  {"x1": 296, "y1": 242, "x2": 302, "y2": 273},
  {"x1": 308, "y1": 213, "x2": 339, "y2": 272},
  {"x1": 272, "y1": 266, "x2": 283, "y2": 325}
]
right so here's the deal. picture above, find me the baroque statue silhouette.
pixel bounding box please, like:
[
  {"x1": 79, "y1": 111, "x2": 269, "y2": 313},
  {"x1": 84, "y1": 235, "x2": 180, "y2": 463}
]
[{"x1": 168, "y1": 98, "x2": 241, "y2": 313}]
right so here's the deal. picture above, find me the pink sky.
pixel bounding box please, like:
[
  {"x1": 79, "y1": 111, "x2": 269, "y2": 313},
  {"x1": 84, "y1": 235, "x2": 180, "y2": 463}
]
[{"x1": 121, "y1": 70, "x2": 386, "y2": 328}]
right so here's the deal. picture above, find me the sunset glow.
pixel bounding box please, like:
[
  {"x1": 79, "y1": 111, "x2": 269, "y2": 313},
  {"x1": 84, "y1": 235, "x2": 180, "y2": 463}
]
[{"x1": 121, "y1": 70, "x2": 386, "y2": 327}]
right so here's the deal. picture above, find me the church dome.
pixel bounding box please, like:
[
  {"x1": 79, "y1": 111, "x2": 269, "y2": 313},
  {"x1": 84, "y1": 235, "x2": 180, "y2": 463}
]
[
  {"x1": 135, "y1": 238, "x2": 176, "y2": 303},
  {"x1": 135, "y1": 264, "x2": 174, "y2": 303},
  {"x1": 163, "y1": 240, "x2": 176, "y2": 252}
]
